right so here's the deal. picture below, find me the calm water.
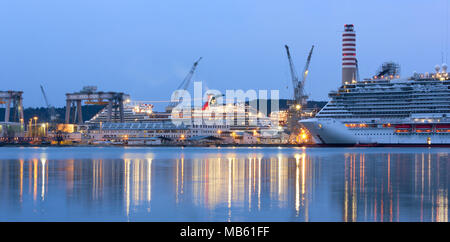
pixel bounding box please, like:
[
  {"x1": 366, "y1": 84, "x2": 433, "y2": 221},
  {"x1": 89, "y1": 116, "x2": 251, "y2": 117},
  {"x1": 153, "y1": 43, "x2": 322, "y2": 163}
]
[{"x1": 0, "y1": 147, "x2": 448, "y2": 222}]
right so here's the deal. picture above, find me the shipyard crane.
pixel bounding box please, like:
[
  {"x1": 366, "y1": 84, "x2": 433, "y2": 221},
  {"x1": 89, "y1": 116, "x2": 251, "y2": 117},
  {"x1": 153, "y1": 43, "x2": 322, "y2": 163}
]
[
  {"x1": 285, "y1": 45, "x2": 314, "y2": 107},
  {"x1": 166, "y1": 57, "x2": 202, "y2": 112},
  {"x1": 40, "y1": 85, "x2": 59, "y2": 122},
  {"x1": 355, "y1": 59, "x2": 360, "y2": 82},
  {"x1": 301, "y1": 45, "x2": 314, "y2": 95},
  {"x1": 285, "y1": 45, "x2": 299, "y2": 101}
]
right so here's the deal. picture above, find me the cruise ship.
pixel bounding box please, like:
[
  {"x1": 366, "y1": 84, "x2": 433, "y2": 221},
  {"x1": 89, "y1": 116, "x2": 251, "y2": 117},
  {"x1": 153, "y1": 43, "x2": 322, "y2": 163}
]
[
  {"x1": 87, "y1": 98, "x2": 277, "y2": 133},
  {"x1": 301, "y1": 65, "x2": 450, "y2": 146}
]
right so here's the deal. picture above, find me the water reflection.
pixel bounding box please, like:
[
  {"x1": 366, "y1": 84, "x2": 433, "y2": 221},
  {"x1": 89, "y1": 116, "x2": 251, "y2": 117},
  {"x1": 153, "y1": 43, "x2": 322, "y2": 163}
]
[{"x1": 0, "y1": 147, "x2": 448, "y2": 221}]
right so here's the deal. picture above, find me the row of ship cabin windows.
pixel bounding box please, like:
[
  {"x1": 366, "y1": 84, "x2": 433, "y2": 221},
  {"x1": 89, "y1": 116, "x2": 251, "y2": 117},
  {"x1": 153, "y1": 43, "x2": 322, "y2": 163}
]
[
  {"x1": 103, "y1": 134, "x2": 187, "y2": 139},
  {"x1": 327, "y1": 102, "x2": 450, "y2": 106},
  {"x1": 191, "y1": 124, "x2": 228, "y2": 129},
  {"x1": 319, "y1": 111, "x2": 450, "y2": 115},
  {"x1": 101, "y1": 129, "x2": 219, "y2": 134},
  {"x1": 354, "y1": 133, "x2": 394, "y2": 135}
]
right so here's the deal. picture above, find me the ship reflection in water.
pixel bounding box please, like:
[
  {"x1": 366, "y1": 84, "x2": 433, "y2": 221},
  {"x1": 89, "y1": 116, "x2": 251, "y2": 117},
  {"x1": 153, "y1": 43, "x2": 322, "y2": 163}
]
[{"x1": 0, "y1": 147, "x2": 448, "y2": 221}]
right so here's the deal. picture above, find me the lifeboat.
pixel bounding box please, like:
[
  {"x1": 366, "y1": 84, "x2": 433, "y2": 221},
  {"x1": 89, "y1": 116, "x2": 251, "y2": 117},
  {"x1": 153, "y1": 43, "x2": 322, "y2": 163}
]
[
  {"x1": 395, "y1": 124, "x2": 412, "y2": 133},
  {"x1": 436, "y1": 124, "x2": 450, "y2": 133},
  {"x1": 415, "y1": 124, "x2": 433, "y2": 133}
]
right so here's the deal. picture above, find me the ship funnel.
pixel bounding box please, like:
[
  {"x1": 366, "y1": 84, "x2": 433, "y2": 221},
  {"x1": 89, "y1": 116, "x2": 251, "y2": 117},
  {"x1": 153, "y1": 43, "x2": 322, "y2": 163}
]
[{"x1": 342, "y1": 24, "x2": 357, "y2": 85}]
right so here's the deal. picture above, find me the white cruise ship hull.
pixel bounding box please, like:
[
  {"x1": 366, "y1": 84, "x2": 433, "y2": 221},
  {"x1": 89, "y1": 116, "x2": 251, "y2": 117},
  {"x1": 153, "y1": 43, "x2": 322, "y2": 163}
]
[{"x1": 301, "y1": 118, "x2": 450, "y2": 145}]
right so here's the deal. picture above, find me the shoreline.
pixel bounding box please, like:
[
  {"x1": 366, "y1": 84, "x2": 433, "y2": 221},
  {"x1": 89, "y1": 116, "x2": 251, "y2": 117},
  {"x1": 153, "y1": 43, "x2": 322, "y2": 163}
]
[{"x1": 1, "y1": 143, "x2": 450, "y2": 148}]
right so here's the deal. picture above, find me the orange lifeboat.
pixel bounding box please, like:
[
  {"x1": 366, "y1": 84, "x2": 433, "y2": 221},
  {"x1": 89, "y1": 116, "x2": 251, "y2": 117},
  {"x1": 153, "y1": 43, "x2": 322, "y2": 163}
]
[
  {"x1": 436, "y1": 124, "x2": 450, "y2": 133},
  {"x1": 415, "y1": 124, "x2": 432, "y2": 133},
  {"x1": 395, "y1": 124, "x2": 412, "y2": 133}
]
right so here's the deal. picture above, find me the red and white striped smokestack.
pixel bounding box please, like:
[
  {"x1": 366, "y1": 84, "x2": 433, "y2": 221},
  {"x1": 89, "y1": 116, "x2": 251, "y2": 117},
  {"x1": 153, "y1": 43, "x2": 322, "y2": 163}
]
[{"x1": 342, "y1": 24, "x2": 357, "y2": 85}]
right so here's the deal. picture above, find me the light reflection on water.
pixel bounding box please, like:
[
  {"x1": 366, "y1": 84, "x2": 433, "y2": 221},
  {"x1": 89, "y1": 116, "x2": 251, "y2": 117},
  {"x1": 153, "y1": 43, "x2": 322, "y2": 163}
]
[{"x1": 0, "y1": 147, "x2": 448, "y2": 221}]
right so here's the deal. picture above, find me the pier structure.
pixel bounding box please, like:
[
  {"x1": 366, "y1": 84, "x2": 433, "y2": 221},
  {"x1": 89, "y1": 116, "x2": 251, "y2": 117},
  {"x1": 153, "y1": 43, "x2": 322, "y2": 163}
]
[
  {"x1": 0, "y1": 91, "x2": 24, "y2": 123},
  {"x1": 65, "y1": 86, "x2": 130, "y2": 124}
]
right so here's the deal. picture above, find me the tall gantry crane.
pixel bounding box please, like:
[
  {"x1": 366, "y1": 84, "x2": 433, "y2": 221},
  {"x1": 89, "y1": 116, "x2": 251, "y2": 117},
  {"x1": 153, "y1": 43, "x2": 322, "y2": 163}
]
[
  {"x1": 166, "y1": 57, "x2": 202, "y2": 112},
  {"x1": 284, "y1": 45, "x2": 315, "y2": 144},
  {"x1": 40, "y1": 85, "x2": 59, "y2": 122},
  {"x1": 285, "y1": 45, "x2": 314, "y2": 108}
]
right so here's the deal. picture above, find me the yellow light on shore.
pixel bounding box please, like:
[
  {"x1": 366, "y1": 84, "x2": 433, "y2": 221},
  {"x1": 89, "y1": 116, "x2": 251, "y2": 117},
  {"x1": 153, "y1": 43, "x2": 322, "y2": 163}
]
[
  {"x1": 297, "y1": 128, "x2": 309, "y2": 143},
  {"x1": 295, "y1": 104, "x2": 301, "y2": 111}
]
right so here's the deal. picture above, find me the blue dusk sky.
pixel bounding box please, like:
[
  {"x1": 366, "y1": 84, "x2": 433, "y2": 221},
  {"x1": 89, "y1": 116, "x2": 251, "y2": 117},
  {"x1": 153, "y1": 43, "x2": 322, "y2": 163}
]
[{"x1": 0, "y1": 0, "x2": 449, "y2": 108}]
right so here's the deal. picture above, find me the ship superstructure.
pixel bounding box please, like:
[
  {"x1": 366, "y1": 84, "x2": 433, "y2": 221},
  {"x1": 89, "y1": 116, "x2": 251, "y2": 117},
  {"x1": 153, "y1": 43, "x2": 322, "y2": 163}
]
[{"x1": 87, "y1": 98, "x2": 277, "y2": 132}]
